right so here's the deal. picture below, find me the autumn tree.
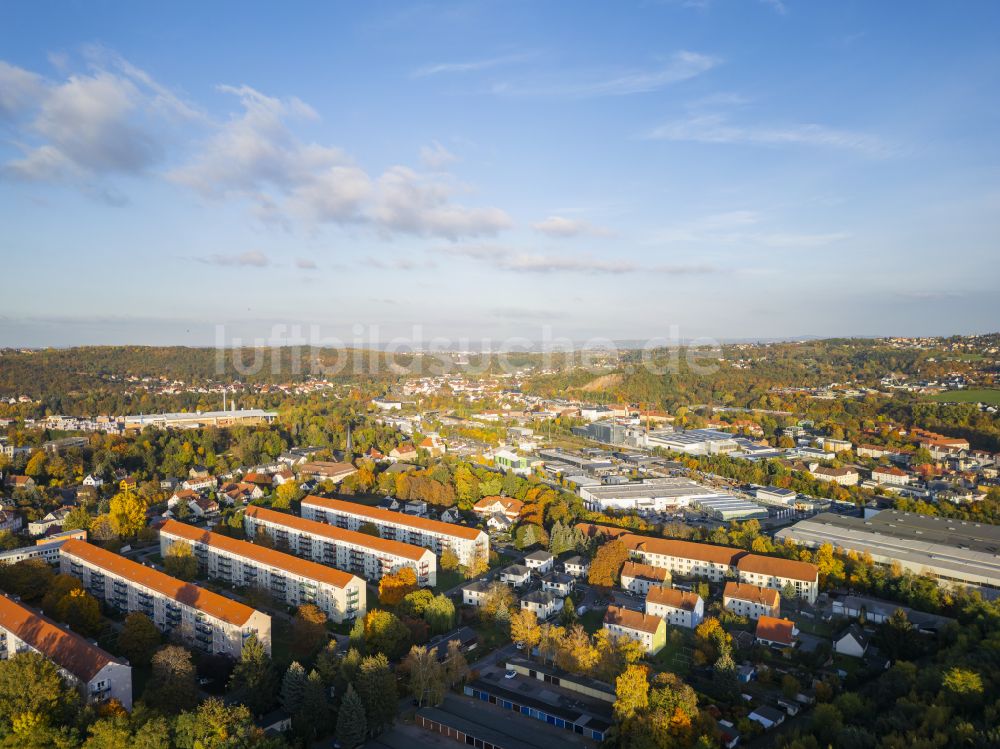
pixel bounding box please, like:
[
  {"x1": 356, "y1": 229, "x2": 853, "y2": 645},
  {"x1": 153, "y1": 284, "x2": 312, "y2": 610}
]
[
  {"x1": 614, "y1": 664, "x2": 650, "y2": 723},
  {"x1": 509, "y1": 609, "x2": 541, "y2": 649},
  {"x1": 55, "y1": 588, "x2": 102, "y2": 636},
  {"x1": 271, "y1": 481, "x2": 300, "y2": 510},
  {"x1": 442, "y1": 639, "x2": 470, "y2": 688},
  {"x1": 480, "y1": 582, "x2": 514, "y2": 622},
  {"x1": 163, "y1": 542, "x2": 199, "y2": 581},
  {"x1": 360, "y1": 609, "x2": 411, "y2": 659},
  {"x1": 0, "y1": 652, "x2": 78, "y2": 733},
  {"x1": 108, "y1": 488, "x2": 146, "y2": 538},
  {"x1": 588, "y1": 539, "x2": 629, "y2": 588},
  {"x1": 378, "y1": 567, "x2": 419, "y2": 607},
  {"x1": 291, "y1": 604, "x2": 328, "y2": 660}
]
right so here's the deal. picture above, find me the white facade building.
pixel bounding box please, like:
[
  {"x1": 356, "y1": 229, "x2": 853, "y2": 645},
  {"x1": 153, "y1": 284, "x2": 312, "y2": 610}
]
[
  {"x1": 159, "y1": 520, "x2": 365, "y2": 623},
  {"x1": 60, "y1": 540, "x2": 270, "y2": 658},
  {"x1": 301, "y1": 496, "x2": 488, "y2": 568},
  {"x1": 244, "y1": 506, "x2": 436, "y2": 587}
]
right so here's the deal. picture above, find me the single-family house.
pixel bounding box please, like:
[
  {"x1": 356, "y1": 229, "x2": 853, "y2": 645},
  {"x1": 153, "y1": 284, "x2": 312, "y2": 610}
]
[
  {"x1": 833, "y1": 624, "x2": 869, "y2": 658},
  {"x1": 563, "y1": 556, "x2": 590, "y2": 578},
  {"x1": 541, "y1": 572, "x2": 575, "y2": 598},
  {"x1": 755, "y1": 616, "x2": 798, "y2": 649},
  {"x1": 500, "y1": 564, "x2": 531, "y2": 589},
  {"x1": 520, "y1": 590, "x2": 560, "y2": 620},
  {"x1": 645, "y1": 586, "x2": 704, "y2": 629},
  {"x1": 524, "y1": 550, "x2": 554, "y2": 575}
]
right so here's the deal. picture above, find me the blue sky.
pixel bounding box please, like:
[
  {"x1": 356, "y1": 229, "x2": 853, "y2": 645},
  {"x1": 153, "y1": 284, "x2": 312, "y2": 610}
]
[{"x1": 1, "y1": 0, "x2": 998, "y2": 347}]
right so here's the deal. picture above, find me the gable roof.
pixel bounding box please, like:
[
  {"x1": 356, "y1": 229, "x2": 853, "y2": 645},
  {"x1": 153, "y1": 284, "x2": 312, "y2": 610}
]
[
  {"x1": 60, "y1": 540, "x2": 259, "y2": 627},
  {"x1": 756, "y1": 615, "x2": 796, "y2": 645},
  {"x1": 0, "y1": 594, "x2": 123, "y2": 682},
  {"x1": 302, "y1": 495, "x2": 485, "y2": 541},
  {"x1": 604, "y1": 605, "x2": 664, "y2": 635},
  {"x1": 159, "y1": 520, "x2": 360, "y2": 590},
  {"x1": 622, "y1": 534, "x2": 744, "y2": 567},
  {"x1": 646, "y1": 586, "x2": 700, "y2": 611},
  {"x1": 620, "y1": 560, "x2": 669, "y2": 583},
  {"x1": 723, "y1": 581, "x2": 780, "y2": 607},
  {"x1": 736, "y1": 555, "x2": 818, "y2": 583},
  {"x1": 244, "y1": 505, "x2": 429, "y2": 561}
]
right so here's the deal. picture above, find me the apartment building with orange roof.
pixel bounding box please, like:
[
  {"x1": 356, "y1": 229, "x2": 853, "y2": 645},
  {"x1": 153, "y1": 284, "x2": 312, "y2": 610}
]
[
  {"x1": 644, "y1": 586, "x2": 704, "y2": 629},
  {"x1": 244, "y1": 506, "x2": 436, "y2": 586},
  {"x1": 0, "y1": 593, "x2": 133, "y2": 710},
  {"x1": 301, "y1": 495, "x2": 488, "y2": 568},
  {"x1": 736, "y1": 554, "x2": 819, "y2": 603},
  {"x1": 620, "y1": 560, "x2": 671, "y2": 595},
  {"x1": 602, "y1": 605, "x2": 666, "y2": 654},
  {"x1": 159, "y1": 520, "x2": 365, "y2": 623},
  {"x1": 722, "y1": 582, "x2": 781, "y2": 620},
  {"x1": 59, "y1": 540, "x2": 270, "y2": 658}
]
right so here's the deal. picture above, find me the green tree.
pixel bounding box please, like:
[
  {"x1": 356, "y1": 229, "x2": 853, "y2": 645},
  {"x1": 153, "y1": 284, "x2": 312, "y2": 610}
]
[
  {"x1": 291, "y1": 604, "x2": 327, "y2": 660},
  {"x1": 144, "y1": 645, "x2": 198, "y2": 713},
  {"x1": 361, "y1": 610, "x2": 411, "y2": 659},
  {"x1": 63, "y1": 505, "x2": 92, "y2": 532},
  {"x1": 173, "y1": 698, "x2": 272, "y2": 748},
  {"x1": 294, "y1": 669, "x2": 329, "y2": 741},
  {"x1": 402, "y1": 645, "x2": 445, "y2": 707},
  {"x1": 279, "y1": 661, "x2": 307, "y2": 715},
  {"x1": 228, "y1": 634, "x2": 275, "y2": 715},
  {"x1": 41, "y1": 574, "x2": 84, "y2": 615},
  {"x1": 117, "y1": 612, "x2": 161, "y2": 667},
  {"x1": 54, "y1": 588, "x2": 102, "y2": 636},
  {"x1": 0, "y1": 559, "x2": 54, "y2": 601},
  {"x1": 335, "y1": 684, "x2": 367, "y2": 749},
  {"x1": 0, "y1": 651, "x2": 77, "y2": 733},
  {"x1": 423, "y1": 593, "x2": 455, "y2": 634},
  {"x1": 357, "y1": 653, "x2": 397, "y2": 735}
]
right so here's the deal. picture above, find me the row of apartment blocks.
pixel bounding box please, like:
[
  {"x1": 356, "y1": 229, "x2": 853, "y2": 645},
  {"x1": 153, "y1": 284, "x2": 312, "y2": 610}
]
[
  {"x1": 158, "y1": 520, "x2": 366, "y2": 623},
  {"x1": 0, "y1": 593, "x2": 133, "y2": 710},
  {"x1": 59, "y1": 539, "x2": 271, "y2": 658},
  {"x1": 244, "y1": 506, "x2": 437, "y2": 587},
  {"x1": 578, "y1": 524, "x2": 819, "y2": 603},
  {"x1": 300, "y1": 496, "x2": 489, "y2": 568}
]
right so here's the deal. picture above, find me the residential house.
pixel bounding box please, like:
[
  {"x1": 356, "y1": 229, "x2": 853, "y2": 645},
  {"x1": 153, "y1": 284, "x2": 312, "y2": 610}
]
[
  {"x1": 872, "y1": 466, "x2": 910, "y2": 486},
  {"x1": 28, "y1": 507, "x2": 71, "y2": 536},
  {"x1": 811, "y1": 466, "x2": 859, "y2": 486},
  {"x1": 182, "y1": 475, "x2": 218, "y2": 492},
  {"x1": 723, "y1": 582, "x2": 780, "y2": 620},
  {"x1": 603, "y1": 606, "x2": 666, "y2": 654},
  {"x1": 524, "y1": 550, "x2": 554, "y2": 575},
  {"x1": 187, "y1": 496, "x2": 220, "y2": 518},
  {"x1": 82, "y1": 474, "x2": 104, "y2": 488},
  {"x1": 486, "y1": 513, "x2": 514, "y2": 533},
  {"x1": 461, "y1": 580, "x2": 491, "y2": 607},
  {"x1": 541, "y1": 573, "x2": 575, "y2": 598},
  {"x1": 472, "y1": 496, "x2": 523, "y2": 522},
  {"x1": 563, "y1": 556, "x2": 590, "y2": 578},
  {"x1": 755, "y1": 616, "x2": 798, "y2": 648},
  {"x1": 0, "y1": 509, "x2": 23, "y2": 534},
  {"x1": 833, "y1": 624, "x2": 869, "y2": 658},
  {"x1": 500, "y1": 564, "x2": 531, "y2": 588},
  {"x1": 5, "y1": 475, "x2": 35, "y2": 491},
  {"x1": 736, "y1": 555, "x2": 819, "y2": 604},
  {"x1": 297, "y1": 461, "x2": 357, "y2": 484},
  {"x1": 620, "y1": 561, "x2": 671, "y2": 595},
  {"x1": 389, "y1": 444, "x2": 417, "y2": 461},
  {"x1": 644, "y1": 586, "x2": 704, "y2": 629},
  {"x1": 748, "y1": 706, "x2": 785, "y2": 730},
  {"x1": 520, "y1": 590, "x2": 560, "y2": 620}
]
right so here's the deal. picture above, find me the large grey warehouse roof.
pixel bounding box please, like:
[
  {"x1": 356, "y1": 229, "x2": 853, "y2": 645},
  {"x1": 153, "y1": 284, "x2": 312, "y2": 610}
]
[
  {"x1": 582, "y1": 477, "x2": 726, "y2": 501},
  {"x1": 775, "y1": 511, "x2": 1000, "y2": 593}
]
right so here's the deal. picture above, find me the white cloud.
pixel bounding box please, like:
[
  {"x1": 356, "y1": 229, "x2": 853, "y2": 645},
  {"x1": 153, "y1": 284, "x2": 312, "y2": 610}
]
[
  {"x1": 443, "y1": 244, "x2": 718, "y2": 274},
  {"x1": 172, "y1": 85, "x2": 509, "y2": 238},
  {"x1": 411, "y1": 52, "x2": 534, "y2": 78},
  {"x1": 420, "y1": 141, "x2": 458, "y2": 169},
  {"x1": 532, "y1": 215, "x2": 611, "y2": 238},
  {"x1": 653, "y1": 210, "x2": 850, "y2": 249},
  {"x1": 0, "y1": 55, "x2": 198, "y2": 185},
  {"x1": 646, "y1": 113, "x2": 890, "y2": 156},
  {"x1": 198, "y1": 250, "x2": 270, "y2": 267},
  {"x1": 494, "y1": 51, "x2": 719, "y2": 97},
  {"x1": 372, "y1": 167, "x2": 512, "y2": 240},
  {"x1": 296, "y1": 258, "x2": 318, "y2": 270}
]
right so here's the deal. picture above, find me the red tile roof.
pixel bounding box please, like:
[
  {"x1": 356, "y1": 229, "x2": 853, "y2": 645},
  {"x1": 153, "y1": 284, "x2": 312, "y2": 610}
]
[
  {"x1": 736, "y1": 555, "x2": 818, "y2": 583},
  {"x1": 622, "y1": 534, "x2": 744, "y2": 567},
  {"x1": 620, "y1": 561, "x2": 669, "y2": 583},
  {"x1": 60, "y1": 539, "x2": 259, "y2": 627},
  {"x1": 0, "y1": 594, "x2": 123, "y2": 682},
  {"x1": 756, "y1": 615, "x2": 796, "y2": 645},
  {"x1": 302, "y1": 496, "x2": 485, "y2": 541},
  {"x1": 646, "y1": 586, "x2": 700, "y2": 612},
  {"x1": 159, "y1": 520, "x2": 359, "y2": 589},
  {"x1": 245, "y1": 506, "x2": 429, "y2": 561},
  {"x1": 723, "y1": 581, "x2": 780, "y2": 607},
  {"x1": 604, "y1": 605, "x2": 664, "y2": 634}
]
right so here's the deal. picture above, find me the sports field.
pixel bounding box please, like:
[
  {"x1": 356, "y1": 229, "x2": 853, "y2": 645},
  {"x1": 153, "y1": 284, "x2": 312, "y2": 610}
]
[{"x1": 926, "y1": 388, "x2": 1000, "y2": 405}]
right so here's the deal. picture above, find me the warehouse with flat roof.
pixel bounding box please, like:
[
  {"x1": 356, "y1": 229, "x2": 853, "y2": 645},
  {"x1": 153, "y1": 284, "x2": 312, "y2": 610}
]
[{"x1": 775, "y1": 510, "x2": 1000, "y2": 597}]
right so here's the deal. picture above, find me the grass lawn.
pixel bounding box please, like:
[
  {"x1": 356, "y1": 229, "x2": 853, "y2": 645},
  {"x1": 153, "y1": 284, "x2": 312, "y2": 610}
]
[
  {"x1": 578, "y1": 607, "x2": 607, "y2": 634},
  {"x1": 433, "y1": 569, "x2": 466, "y2": 593},
  {"x1": 649, "y1": 631, "x2": 693, "y2": 676},
  {"x1": 925, "y1": 388, "x2": 1000, "y2": 405}
]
